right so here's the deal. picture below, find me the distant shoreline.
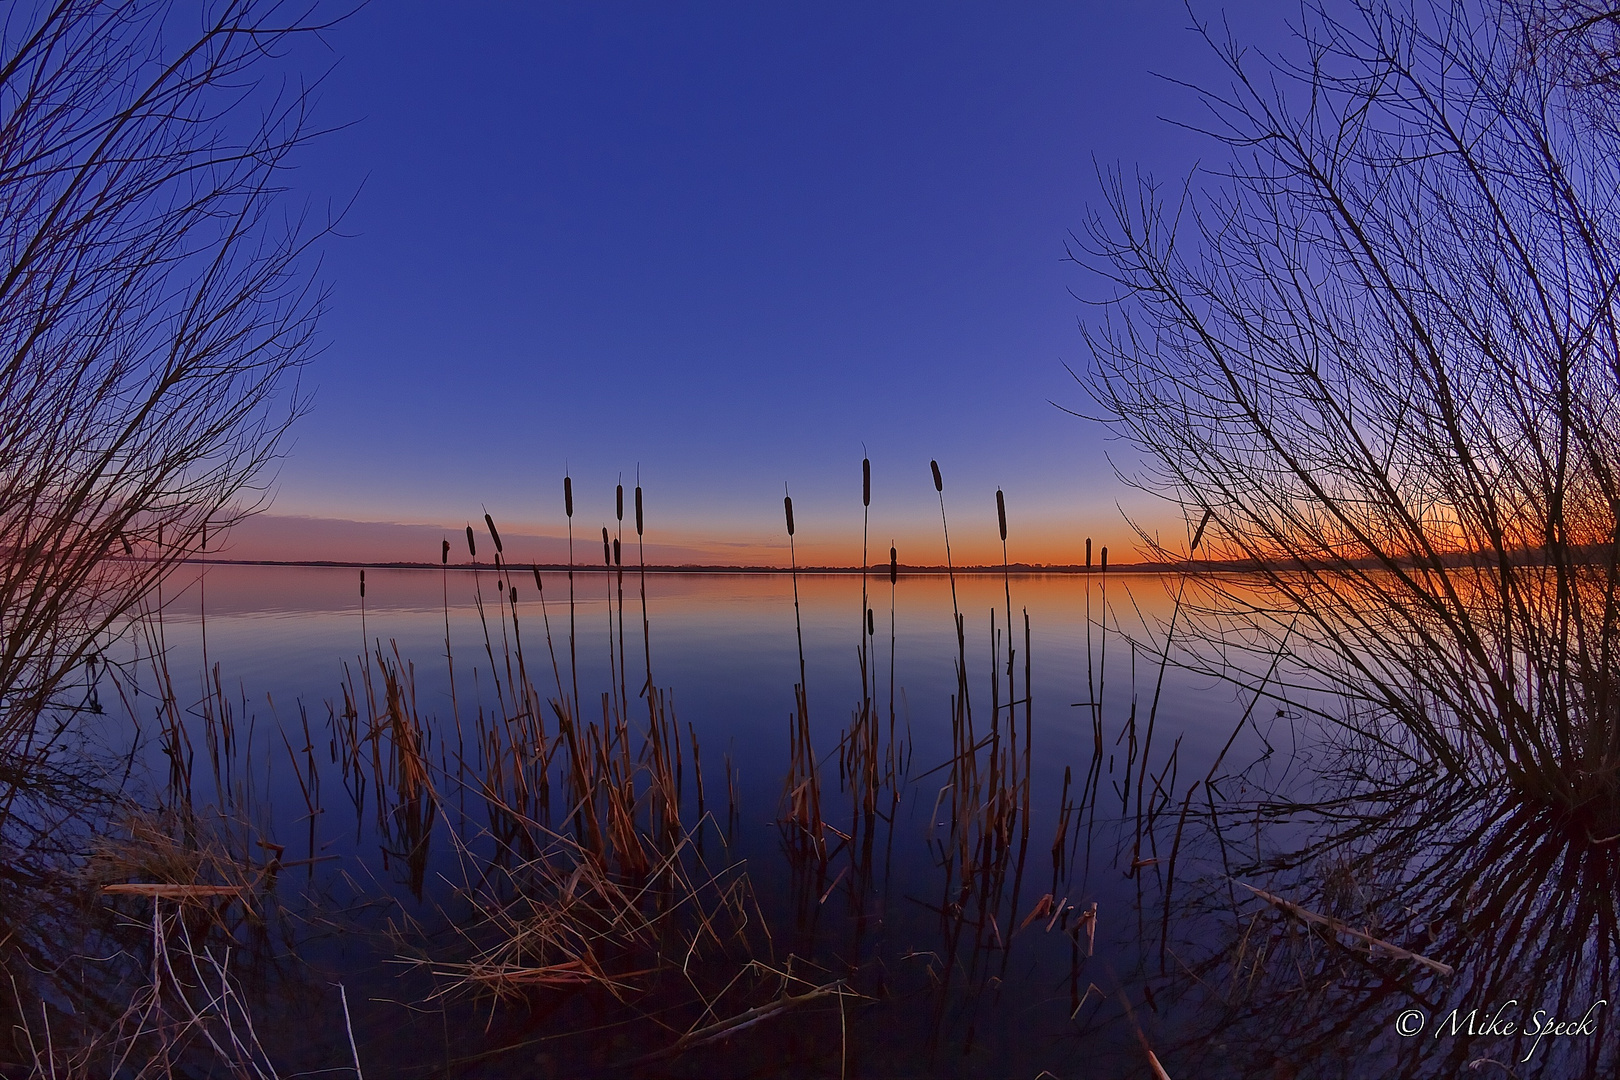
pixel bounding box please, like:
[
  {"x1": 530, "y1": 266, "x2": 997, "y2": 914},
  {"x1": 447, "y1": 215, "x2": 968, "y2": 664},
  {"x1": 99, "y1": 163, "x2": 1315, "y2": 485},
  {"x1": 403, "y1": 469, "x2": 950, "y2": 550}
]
[{"x1": 180, "y1": 557, "x2": 1218, "y2": 575}]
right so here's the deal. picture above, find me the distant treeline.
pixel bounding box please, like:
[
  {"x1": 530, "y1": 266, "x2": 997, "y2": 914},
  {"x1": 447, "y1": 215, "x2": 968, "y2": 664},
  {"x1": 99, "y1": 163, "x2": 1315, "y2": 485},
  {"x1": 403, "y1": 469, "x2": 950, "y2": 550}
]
[{"x1": 177, "y1": 547, "x2": 1620, "y2": 576}]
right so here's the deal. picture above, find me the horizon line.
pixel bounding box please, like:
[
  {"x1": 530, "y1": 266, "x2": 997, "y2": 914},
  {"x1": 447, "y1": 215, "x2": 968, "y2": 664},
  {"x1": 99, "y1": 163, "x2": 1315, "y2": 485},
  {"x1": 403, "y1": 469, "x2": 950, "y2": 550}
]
[{"x1": 181, "y1": 556, "x2": 1198, "y2": 575}]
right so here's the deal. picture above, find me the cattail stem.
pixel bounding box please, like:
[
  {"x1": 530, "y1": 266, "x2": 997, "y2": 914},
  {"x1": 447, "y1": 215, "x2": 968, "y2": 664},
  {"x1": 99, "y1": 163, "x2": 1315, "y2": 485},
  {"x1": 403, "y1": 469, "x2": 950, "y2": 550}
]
[{"x1": 565, "y1": 474, "x2": 579, "y2": 726}]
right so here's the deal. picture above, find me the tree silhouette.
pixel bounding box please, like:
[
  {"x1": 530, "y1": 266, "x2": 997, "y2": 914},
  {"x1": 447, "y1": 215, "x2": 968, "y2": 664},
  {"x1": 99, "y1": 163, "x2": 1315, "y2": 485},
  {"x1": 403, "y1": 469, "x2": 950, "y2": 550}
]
[
  {"x1": 0, "y1": 0, "x2": 340, "y2": 763},
  {"x1": 1078, "y1": 0, "x2": 1620, "y2": 830}
]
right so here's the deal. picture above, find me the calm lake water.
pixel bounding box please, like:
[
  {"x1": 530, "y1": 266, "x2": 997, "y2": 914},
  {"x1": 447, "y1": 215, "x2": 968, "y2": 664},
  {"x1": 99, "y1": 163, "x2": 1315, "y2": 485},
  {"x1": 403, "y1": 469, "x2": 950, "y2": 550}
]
[{"x1": 11, "y1": 563, "x2": 1609, "y2": 1078}]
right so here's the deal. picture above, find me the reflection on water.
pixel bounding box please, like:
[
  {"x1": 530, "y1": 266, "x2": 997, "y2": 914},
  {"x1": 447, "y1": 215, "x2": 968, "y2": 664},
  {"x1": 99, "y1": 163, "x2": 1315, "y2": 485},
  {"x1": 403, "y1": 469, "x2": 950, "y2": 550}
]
[
  {"x1": 1155, "y1": 774, "x2": 1617, "y2": 1078},
  {"x1": 0, "y1": 563, "x2": 1611, "y2": 1077}
]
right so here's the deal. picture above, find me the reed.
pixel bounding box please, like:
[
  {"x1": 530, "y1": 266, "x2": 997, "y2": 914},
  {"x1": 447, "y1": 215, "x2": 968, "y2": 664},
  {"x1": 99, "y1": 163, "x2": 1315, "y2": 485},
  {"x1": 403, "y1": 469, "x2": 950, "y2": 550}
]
[
  {"x1": 67, "y1": 470, "x2": 1194, "y2": 1074},
  {"x1": 779, "y1": 489, "x2": 825, "y2": 860},
  {"x1": 15, "y1": 897, "x2": 288, "y2": 1080},
  {"x1": 615, "y1": 484, "x2": 629, "y2": 724},
  {"x1": 564, "y1": 474, "x2": 579, "y2": 726}
]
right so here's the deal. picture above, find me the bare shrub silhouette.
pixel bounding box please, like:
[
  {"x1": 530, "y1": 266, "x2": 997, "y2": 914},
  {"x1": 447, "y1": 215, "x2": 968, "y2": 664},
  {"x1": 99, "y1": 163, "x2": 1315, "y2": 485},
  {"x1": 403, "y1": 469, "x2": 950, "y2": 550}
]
[
  {"x1": 0, "y1": 0, "x2": 339, "y2": 770},
  {"x1": 1076, "y1": 1, "x2": 1620, "y2": 833}
]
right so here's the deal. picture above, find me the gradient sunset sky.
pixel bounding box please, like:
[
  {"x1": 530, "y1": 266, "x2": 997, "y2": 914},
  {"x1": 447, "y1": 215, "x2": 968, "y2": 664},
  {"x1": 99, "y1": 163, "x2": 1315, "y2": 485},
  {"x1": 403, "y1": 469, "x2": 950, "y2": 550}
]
[{"x1": 241, "y1": 2, "x2": 1287, "y2": 567}]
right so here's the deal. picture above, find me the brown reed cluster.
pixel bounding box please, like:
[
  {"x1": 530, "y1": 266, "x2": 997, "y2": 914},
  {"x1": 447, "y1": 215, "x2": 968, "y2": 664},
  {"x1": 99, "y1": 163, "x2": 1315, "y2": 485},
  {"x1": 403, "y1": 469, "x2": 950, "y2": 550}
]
[
  {"x1": 318, "y1": 496, "x2": 797, "y2": 1052},
  {"x1": 79, "y1": 465, "x2": 1186, "y2": 1073}
]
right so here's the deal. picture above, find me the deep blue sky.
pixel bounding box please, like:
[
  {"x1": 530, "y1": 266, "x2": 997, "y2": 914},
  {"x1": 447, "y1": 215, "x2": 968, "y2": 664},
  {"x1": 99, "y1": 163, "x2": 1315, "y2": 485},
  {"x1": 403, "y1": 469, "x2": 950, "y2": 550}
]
[{"x1": 261, "y1": 2, "x2": 1288, "y2": 565}]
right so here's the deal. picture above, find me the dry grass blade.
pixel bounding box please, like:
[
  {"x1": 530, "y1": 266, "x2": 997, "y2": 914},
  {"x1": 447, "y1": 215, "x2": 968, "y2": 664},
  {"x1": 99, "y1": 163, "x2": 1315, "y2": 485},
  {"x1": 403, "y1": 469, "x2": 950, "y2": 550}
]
[
  {"x1": 620, "y1": 981, "x2": 848, "y2": 1067},
  {"x1": 1237, "y1": 882, "x2": 1455, "y2": 976},
  {"x1": 102, "y1": 884, "x2": 250, "y2": 899}
]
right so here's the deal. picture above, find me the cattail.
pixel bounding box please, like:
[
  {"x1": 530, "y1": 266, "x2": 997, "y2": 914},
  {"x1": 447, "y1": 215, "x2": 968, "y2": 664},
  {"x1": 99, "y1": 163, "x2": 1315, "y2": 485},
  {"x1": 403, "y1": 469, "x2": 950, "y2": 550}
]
[
  {"x1": 635, "y1": 486, "x2": 644, "y2": 536},
  {"x1": 484, "y1": 513, "x2": 503, "y2": 553},
  {"x1": 564, "y1": 475, "x2": 573, "y2": 518},
  {"x1": 784, "y1": 495, "x2": 795, "y2": 537},
  {"x1": 1190, "y1": 508, "x2": 1213, "y2": 552},
  {"x1": 465, "y1": 525, "x2": 476, "y2": 558},
  {"x1": 997, "y1": 488, "x2": 1007, "y2": 542},
  {"x1": 602, "y1": 527, "x2": 611, "y2": 565},
  {"x1": 931, "y1": 459, "x2": 943, "y2": 492},
  {"x1": 441, "y1": 539, "x2": 449, "y2": 565},
  {"x1": 863, "y1": 457, "x2": 871, "y2": 507},
  {"x1": 359, "y1": 569, "x2": 365, "y2": 598},
  {"x1": 121, "y1": 536, "x2": 133, "y2": 555},
  {"x1": 889, "y1": 546, "x2": 897, "y2": 584},
  {"x1": 613, "y1": 538, "x2": 621, "y2": 565},
  {"x1": 867, "y1": 608, "x2": 874, "y2": 636},
  {"x1": 1086, "y1": 537, "x2": 1092, "y2": 569},
  {"x1": 1101, "y1": 546, "x2": 1108, "y2": 573},
  {"x1": 616, "y1": 484, "x2": 624, "y2": 521},
  {"x1": 510, "y1": 586, "x2": 517, "y2": 605},
  {"x1": 532, "y1": 566, "x2": 543, "y2": 592}
]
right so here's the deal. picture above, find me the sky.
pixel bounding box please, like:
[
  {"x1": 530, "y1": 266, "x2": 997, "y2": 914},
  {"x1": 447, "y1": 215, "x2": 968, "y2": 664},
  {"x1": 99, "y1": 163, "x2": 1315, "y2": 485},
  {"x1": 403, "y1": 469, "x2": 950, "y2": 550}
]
[{"x1": 236, "y1": 1, "x2": 1292, "y2": 568}]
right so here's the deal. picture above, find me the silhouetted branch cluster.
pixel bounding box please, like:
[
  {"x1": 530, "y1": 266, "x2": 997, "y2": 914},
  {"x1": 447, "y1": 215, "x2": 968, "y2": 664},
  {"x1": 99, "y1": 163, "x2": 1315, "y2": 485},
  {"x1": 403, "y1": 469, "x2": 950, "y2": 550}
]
[
  {"x1": 0, "y1": 0, "x2": 338, "y2": 759},
  {"x1": 1508, "y1": 0, "x2": 1620, "y2": 108},
  {"x1": 1078, "y1": 1, "x2": 1620, "y2": 824}
]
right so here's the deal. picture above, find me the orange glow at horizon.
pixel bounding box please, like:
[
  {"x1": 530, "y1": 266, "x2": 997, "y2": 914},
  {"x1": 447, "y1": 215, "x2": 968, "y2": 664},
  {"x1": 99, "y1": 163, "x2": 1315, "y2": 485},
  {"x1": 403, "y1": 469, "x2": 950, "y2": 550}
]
[{"x1": 218, "y1": 512, "x2": 1172, "y2": 568}]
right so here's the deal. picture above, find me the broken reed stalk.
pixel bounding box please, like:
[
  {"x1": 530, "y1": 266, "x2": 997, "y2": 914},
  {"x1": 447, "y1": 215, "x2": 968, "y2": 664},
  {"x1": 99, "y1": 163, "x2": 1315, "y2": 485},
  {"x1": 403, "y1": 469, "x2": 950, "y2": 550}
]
[{"x1": 1236, "y1": 882, "x2": 1454, "y2": 976}]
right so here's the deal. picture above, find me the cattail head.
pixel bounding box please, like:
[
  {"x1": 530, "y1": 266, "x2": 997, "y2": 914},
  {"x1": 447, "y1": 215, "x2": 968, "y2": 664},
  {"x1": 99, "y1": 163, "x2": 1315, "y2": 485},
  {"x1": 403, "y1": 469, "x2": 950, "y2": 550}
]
[
  {"x1": 1101, "y1": 546, "x2": 1108, "y2": 573},
  {"x1": 510, "y1": 586, "x2": 517, "y2": 606},
  {"x1": 930, "y1": 460, "x2": 942, "y2": 493},
  {"x1": 441, "y1": 539, "x2": 449, "y2": 565},
  {"x1": 564, "y1": 475, "x2": 573, "y2": 518},
  {"x1": 602, "y1": 527, "x2": 611, "y2": 565},
  {"x1": 1086, "y1": 537, "x2": 1092, "y2": 569},
  {"x1": 359, "y1": 569, "x2": 365, "y2": 598},
  {"x1": 784, "y1": 495, "x2": 795, "y2": 537},
  {"x1": 122, "y1": 536, "x2": 133, "y2": 556},
  {"x1": 867, "y1": 607, "x2": 874, "y2": 636},
  {"x1": 465, "y1": 525, "x2": 476, "y2": 558},
  {"x1": 863, "y1": 458, "x2": 870, "y2": 507},
  {"x1": 889, "y1": 545, "x2": 897, "y2": 584},
  {"x1": 1190, "y1": 508, "x2": 1213, "y2": 553},
  {"x1": 532, "y1": 566, "x2": 544, "y2": 592},
  {"x1": 996, "y1": 489, "x2": 1007, "y2": 542},
  {"x1": 635, "y1": 486, "x2": 644, "y2": 536},
  {"x1": 616, "y1": 484, "x2": 624, "y2": 521},
  {"x1": 484, "y1": 513, "x2": 503, "y2": 553},
  {"x1": 613, "y1": 538, "x2": 621, "y2": 566}
]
